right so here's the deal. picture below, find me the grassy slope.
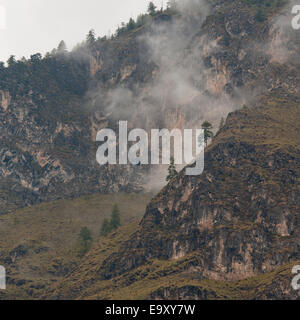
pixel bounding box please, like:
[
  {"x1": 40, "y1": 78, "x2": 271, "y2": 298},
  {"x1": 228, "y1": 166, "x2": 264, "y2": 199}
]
[
  {"x1": 0, "y1": 193, "x2": 153, "y2": 300},
  {"x1": 46, "y1": 217, "x2": 300, "y2": 300},
  {"x1": 217, "y1": 94, "x2": 300, "y2": 150}
]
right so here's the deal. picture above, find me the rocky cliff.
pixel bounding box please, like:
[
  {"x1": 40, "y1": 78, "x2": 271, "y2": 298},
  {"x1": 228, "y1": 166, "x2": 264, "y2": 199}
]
[
  {"x1": 1, "y1": 0, "x2": 300, "y2": 300},
  {"x1": 47, "y1": 0, "x2": 300, "y2": 300},
  {"x1": 0, "y1": 86, "x2": 144, "y2": 213},
  {"x1": 100, "y1": 91, "x2": 300, "y2": 280},
  {"x1": 46, "y1": 90, "x2": 300, "y2": 300}
]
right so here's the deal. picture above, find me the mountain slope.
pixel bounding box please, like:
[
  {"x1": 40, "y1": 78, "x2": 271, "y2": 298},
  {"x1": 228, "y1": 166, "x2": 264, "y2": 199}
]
[
  {"x1": 40, "y1": 1, "x2": 300, "y2": 300},
  {"x1": 45, "y1": 91, "x2": 300, "y2": 300},
  {"x1": 0, "y1": 192, "x2": 152, "y2": 300},
  {"x1": 2, "y1": 0, "x2": 297, "y2": 214},
  {"x1": 0, "y1": 51, "x2": 147, "y2": 214},
  {"x1": 1, "y1": 0, "x2": 300, "y2": 300}
]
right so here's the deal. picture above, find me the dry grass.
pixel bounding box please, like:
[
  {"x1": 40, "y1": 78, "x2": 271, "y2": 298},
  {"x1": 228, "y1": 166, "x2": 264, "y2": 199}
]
[{"x1": 0, "y1": 192, "x2": 153, "y2": 299}]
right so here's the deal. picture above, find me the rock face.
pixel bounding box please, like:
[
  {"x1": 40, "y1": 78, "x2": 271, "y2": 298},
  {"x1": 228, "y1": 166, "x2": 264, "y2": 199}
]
[
  {"x1": 96, "y1": 1, "x2": 300, "y2": 290},
  {"x1": 0, "y1": 44, "x2": 148, "y2": 214},
  {"x1": 0, "y1": 87, "x2": 144, "y2": 213},
  {"x1": 99, "y1": 93, "x2": 300, "y2": 285},
  {"x1": 90, "y1": 2, "x2": 300, "y2": 299}
]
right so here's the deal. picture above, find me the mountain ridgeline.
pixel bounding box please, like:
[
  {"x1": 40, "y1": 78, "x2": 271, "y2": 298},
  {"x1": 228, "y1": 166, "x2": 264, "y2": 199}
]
[{"x1": 0, "y1": 0, "x2": 300, "y2": 300}]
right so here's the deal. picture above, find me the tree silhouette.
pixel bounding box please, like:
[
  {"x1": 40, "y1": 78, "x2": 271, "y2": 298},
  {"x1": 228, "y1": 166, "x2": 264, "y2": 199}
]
[
  {"x1": 127, "y1": 18, "x2": 136, "y2": 30},
  {"x1": 201, "y1": 121, "x2": 214, "y2": 147},
  {"x1": 86, "y1": 29, "x2": 96, "y2": 47},
  {"x1": 57, "y1": 40, "x2": 67, "y2": 53},
  {"x1": 7, "y1": 55, "x2": 16, "y2": 67},
  {"x1": 100, "y1": 218, "x2": 112, "y2": 236},
  {"x1": 166, "y1": 156, "x2": 178, "y2": 181},
  {"x1": 148, "y1": 2, "x2": 157, "y2": 16},
  {"x1": 110, "y1": 204, "x2": 121, "y2": 230},
  {"x1": 78, "y1": 227, "x2": 93, "y2": 256}
]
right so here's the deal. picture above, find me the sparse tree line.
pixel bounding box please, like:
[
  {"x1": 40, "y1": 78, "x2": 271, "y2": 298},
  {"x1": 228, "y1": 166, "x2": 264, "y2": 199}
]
[
  {"x1": 0, "y1": 1, "x2": 178, "y2": 72},
  {"x1": 100, "y1": 204, "x2": 121, "y2": 236},
  {"x1": 166, "y1": 118, "x2": 226, "y2": 182},
  {"x1": 1, "y1": 0, "x2": 285, "y2": 70},
  {"x1": 78, "y1": 117, "x2": 227, "y2": 255},
  {"x1": 77, "y1": 204, "x2": 121, "y2": 257},
  {"x1": 165, "y1": 120, "x2": 214, "y2": 182},
  {"x1": 110, "y1": 1, "x2": 178, "y2": 40},
  {"x1": 0, "y1": 1, "x2": 176, "y2": 70}
]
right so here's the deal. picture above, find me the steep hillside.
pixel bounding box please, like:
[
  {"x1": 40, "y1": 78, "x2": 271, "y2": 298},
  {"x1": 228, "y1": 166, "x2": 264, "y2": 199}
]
[
  {"x1": 92, "y1": 2, "x2": 300, "y2": 296},
  {"x1": 0, "y1": 192, "x2": 152, "y2": 299},
  {"x1": 46, "y1": 91, "x2": 300, "y2": 300},
  {"x1": 46, "y1": 0, "x2": 300, "y2": 298},
  {"x1": 1, "y1": 0, "x2": 300, "y2": 300},
  {"x1": 0, "y1": 52, "x2": 146, "y2": 214},
  {"x1": 48, "y1": 219, "x2": 300, "y2": 300}
]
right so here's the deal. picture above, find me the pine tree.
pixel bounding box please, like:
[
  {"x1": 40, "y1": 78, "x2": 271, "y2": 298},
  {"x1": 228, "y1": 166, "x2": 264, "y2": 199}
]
[
  {"x1": 78, "y1": 227, "x2": 93, "y2": 256},
  {"x1": 86, "y1": 29, "x2": 96, "y2": 47},
  {"x1": 201, "y1": 121, "x2": 214, "y2": 147},
  {"x1": 100, "y1": 218, "x2": 112, "y2": 236},
  {"x1": 110, "y1": 204, "x2": 121, "y2": 230},
  {"x1": 166, "y1": 156, "x2": 178, "y2": 181},
  {"x1": 30, "y1": 53, "x2": 42, "y2": 63},
  {"x1": 148, "y1": 2, "x2": 157, "y2": 16},
  {"x1": 127, "y1": 18, "x2": 136, "y2": 30},
  {"x1": 7, "y1": 55, "x2": 16, "y2": 67},
  {"x1": 57, "y1": 40, "x2": 67, "y2": 53}
]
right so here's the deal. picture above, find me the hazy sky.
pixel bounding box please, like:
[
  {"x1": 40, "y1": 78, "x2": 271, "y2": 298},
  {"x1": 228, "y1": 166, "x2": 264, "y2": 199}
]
[{"x1": 0, "y1": 0, "x2": 162, "y2": 62}]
